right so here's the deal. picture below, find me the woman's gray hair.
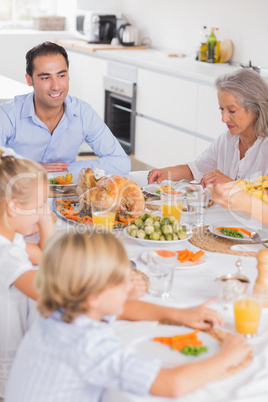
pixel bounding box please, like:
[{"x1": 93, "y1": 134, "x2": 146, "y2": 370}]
[{"x1": 215, "y1": 68, "x2": 268, "y2": 138}]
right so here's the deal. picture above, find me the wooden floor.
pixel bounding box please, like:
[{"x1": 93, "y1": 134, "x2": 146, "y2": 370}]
[{"x1": 76, "y1": 154, "x2": 153, "y2": 172}]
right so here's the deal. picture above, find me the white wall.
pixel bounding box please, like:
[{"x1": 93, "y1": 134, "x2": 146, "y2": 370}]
[{"x1": 111, "y1": 0, "x2": 268, "y2": 68}]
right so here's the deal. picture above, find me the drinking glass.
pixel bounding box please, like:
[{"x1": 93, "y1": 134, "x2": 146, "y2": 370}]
[
  {"x1": 234, "y1": 284, "x2": 266, "y2": 338},
  {"x1": 147, "y1": 250, "x2": 177, "y2": 298},
  {"x1": 186, "y1": 186, "x2": 210, "y2": 228},
  {"x1": 216, "y1": 276, "x2": 249, "y2": 310},
  {"x1": 91, "y1": 201, "x2": 117, "y2": 232},
  {"x1": 160, "y1": 191, "x2": 184, "y2": 222}
]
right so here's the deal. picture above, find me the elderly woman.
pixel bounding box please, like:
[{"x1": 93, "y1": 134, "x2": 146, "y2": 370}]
[{"x1": 148, "y1": 69, "x2": 268, "y2": 187}]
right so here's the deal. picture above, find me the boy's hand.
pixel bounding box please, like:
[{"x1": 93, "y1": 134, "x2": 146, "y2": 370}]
[
  {"x1": 127, "y1": 271, "x2": 148, "y2": 300},
  {"x1": 178, "y1": 298, "x2": 224, "y2": 330}
]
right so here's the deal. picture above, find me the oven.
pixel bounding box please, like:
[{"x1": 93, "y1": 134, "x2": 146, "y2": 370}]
[{"x1": 103, "y1": 64, "x2": 137, "y2": 155}]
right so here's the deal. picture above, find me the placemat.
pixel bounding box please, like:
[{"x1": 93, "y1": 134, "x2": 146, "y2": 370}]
[
  {"x1": 50, "y1": 210, "x2": 57, "y2": 224},
  {"x1": 49, "y1": 187, "x2": 77, "y2": 198},
  {"x1": 189, "y1": 226, "x2": 256, "y2": 257},
  {"x1": 158, "y1": 322, "x2": 252, "y2": 378}
]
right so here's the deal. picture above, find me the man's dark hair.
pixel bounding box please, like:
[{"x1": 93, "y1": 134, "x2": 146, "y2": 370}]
[{"x1": 26, "y1": 41, "x2": 69, "y2": 77}]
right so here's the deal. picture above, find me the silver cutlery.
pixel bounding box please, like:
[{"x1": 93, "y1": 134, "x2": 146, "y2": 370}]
[{"x1": 250, "y1": 232, "x2": 268, "y2": 248}]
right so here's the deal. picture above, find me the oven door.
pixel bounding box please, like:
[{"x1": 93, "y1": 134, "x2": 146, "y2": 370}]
[{"x1": 104, "y1": 76, "x2": 136, "y2": 155}]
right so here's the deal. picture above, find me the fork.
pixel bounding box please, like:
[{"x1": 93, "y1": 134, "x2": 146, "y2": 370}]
[{"x1": 250, "y1": 232, "x2": 268, "y2": 248}]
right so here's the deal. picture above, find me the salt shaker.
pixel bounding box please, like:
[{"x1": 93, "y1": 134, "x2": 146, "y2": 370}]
[{"x1": 255, "y1": 249, "x2": 268, "y2": 307}]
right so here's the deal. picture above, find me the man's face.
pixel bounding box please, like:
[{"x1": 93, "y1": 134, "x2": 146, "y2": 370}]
[{"x1": 25, "y1": 53, "x2": 69, "y2": 111}]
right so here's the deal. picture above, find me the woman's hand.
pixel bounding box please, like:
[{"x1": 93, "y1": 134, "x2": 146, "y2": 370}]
[
  {"x1": 147, "y1": 168, "x2": 168, "y2": 184},
  {"x1": 209, "y1": 182, "x2": 246, "y2": 211},
  {"x1": 200, "y1": 169, "x2": 232, "y2": 188},
  {"x1": 178, "y1": 298, "x2": 224, "y2": 330}
]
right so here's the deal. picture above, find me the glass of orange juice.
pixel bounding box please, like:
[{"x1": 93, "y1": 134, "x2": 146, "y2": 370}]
[
  {"x1": 234, "y1": 284, "x2": 266, "y2": 338},
  {"x1": 91, "y1": 201, "x2": 117, "y2": 232},
  {"x1": 160, "y1": 191, "x2": 184, "y2": 222}
]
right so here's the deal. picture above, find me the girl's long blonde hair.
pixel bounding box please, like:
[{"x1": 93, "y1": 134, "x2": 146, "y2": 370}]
[
  {"x1": 0, "y1": 149, "x2": 47, "y2": 206},
  {"x1": 35, "y1": 229, "x2": 130, "y2": 323}
]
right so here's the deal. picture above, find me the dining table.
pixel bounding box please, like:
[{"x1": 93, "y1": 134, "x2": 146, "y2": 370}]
[{"x1": 51, "y1": 170, "x2": 268, "y2": 402}]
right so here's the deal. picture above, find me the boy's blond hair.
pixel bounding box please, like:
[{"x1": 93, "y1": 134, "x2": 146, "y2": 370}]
[
  {"x1": 35, "y1": 229, "x2": 130, "y2": 323},
  {"x1": 0, "y1": 150, "x2": 47, "y2": 205}
]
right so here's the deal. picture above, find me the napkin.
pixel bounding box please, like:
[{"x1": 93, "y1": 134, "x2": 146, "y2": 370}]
[
  {"x1": 94, "y1": 168, "x2": 106, "y2": 179},
  {"x1": 231, "y1": 243, "x2": 267, "y2": 252}
]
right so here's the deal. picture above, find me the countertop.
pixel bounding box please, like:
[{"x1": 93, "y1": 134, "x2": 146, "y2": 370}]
[{"x1": 55, "y1": 38, "x2": 239, "y2": 85}]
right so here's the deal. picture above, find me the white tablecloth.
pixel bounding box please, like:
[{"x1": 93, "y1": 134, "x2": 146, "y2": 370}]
[{"x1": 53, "y1": 171, "x2": 268, "y2": 402}]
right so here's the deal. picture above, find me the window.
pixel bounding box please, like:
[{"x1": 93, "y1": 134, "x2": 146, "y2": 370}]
[{"x1": 0, "y1": 0, "x2": 57, "y2": 28}]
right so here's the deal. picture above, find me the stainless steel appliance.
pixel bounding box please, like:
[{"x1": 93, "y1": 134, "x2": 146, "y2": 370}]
[
  {"x1": 118, "y1": 23, "x2": 136, "y2": 46},
  {"x1": 76, "y1": 11, "x2": 124, "y2": 43},
  {"x1": 103, "y1": 63, "x2": 137, "y2": 155}
]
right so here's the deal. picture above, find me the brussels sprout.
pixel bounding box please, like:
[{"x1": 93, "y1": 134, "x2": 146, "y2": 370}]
[
  {"x1": 153, "y1": 221, "x2": 161, "y2": 229},
  {"x1": 141, "y1": 213, "x2": 149, "y2": 221},
  {"x1": 127, "y1": 224, "x2": 136, "y2": 234},
  {"x1": 145, "y1": 225, "x2": 154, "y2": 235},
  {"x1": 134, "y1": 218, "x2": 144, "y2": 227},
  {"x1": 159, "y1": 235, "x2": 166, "y2": 241},
  {"x1": 160, "y1": 217, "x2": 170, "y2": 226},
  {"x1": 145, "y1": 235, "x2": 150, "y2": 239},
  {"x1": 172, "y1": 221, "x2": 181, "y2": 233},
  {"x1": 168, "y1": 216, "x2": 177, "y2": 224},
  {"x1": 153, "y1": 216, "x2": 161, "y2": 222},
  {"x1": 148, "y1": 211, "x2": 157, "y2": 219},
  {"x1": 173, "y1": 233, "x2": 179, "y2": 240},
  {"x1": 178, "y1": 230, "x2": 187, "y2": 239},
  {"x1": 137, "y1": 229, "x2": 146, "y2": 239},
  {"x1": 181, "y1": 225, "x2": 187, "y2": 232},
  {"x1": 150, "y1": 232, "x2": 160, "y2": 240},
  {"x1": 130, "y1": 228, "x2": 138, "y2": 237},
  {"x1": 161, "y1": 224, "x2": 173, "y2": 235},
  {"x1": 165, "y1": 233, "x2": 174, "y2": 241},
  {"x1": 144, "y1": 217, "x2": 154, "y2": 226}
]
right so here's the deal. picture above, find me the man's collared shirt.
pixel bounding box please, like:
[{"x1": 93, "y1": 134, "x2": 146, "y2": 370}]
[{"x1": 0, "y1": 93, "x2": 130, "y2": 174}]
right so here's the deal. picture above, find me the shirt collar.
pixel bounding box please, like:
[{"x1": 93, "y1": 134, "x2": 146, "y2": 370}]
[{"x1": 20, "y1": 93, "x2": 79, "y2": 123}]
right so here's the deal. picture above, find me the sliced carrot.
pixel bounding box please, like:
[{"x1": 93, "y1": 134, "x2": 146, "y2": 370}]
[
  {"x1": 189, "y1": 250, "x2": 205, "y2": 262},
  {"x1": 180, "y1": 251, "x2": 194, "y2": 263},
  {"x1": 171, "y1": 330, "x2": 199, "y2": 342},
  {"x1": 178, "y1": 250, "x2": 190, "y2": 261}
]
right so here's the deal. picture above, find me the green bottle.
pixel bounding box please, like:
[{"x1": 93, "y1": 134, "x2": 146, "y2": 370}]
[{"x1": 207, "y1": 27, "x2": 217, "y2": 63}]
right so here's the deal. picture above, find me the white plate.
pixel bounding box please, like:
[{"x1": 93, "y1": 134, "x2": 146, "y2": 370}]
[
  {"x1": 209, "y1": 222, "x2": 268, "y2": 242},
  {"x1": 123, "y1": 227, "x2": 192, "y2": 247},
  {"x1": 48, "y1": 171, "x2": 79, "y2": 187},
  {"x1": 120, "y1": 323, "x2": 219, "y2": 368},
  {"x1": 143, "y1": 181, "x2": 181, "y2": 196},
  {"x1": 140, "y1": 251, "x2": 208, "y2": 269}
]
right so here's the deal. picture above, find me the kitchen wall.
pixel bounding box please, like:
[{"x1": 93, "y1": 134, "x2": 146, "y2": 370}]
[{"x1": 79, "y1": 0, "x2": 268, "y2": 68}]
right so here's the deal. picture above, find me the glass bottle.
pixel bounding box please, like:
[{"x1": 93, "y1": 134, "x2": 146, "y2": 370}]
[
  {"x1": 214, "y1": 28, "x2": 221, "y2": 63},
  {"x1": 207, "y1": 27, "x2": 217, "y2": 63},
  {"x1": 199, "y1": 26, "x2": 208, "y2": 62}
]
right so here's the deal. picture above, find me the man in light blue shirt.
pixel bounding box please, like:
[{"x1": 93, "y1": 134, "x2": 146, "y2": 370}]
[{"x1": 0, "y1": 42, "x2": 130, "y2": 174}]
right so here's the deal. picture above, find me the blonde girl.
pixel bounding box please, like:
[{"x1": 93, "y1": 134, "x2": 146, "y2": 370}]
[
  {"x1": 6, "y1": 230, "x2": 252, "y2": 401},
  {"x1": 0, "y1": 150, "x2": 54, "y2": 398}
]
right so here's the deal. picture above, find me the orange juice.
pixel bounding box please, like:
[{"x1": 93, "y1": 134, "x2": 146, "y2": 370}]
[
  {"x1": 92, "y1": 211, "x2": 115, "y2": 231},
  {"x1": 234, "y1": 298, "x2": 262, "y2": 335},
  {"x1": 161, "y1": 203, "x2": 183, "y2": 221}
]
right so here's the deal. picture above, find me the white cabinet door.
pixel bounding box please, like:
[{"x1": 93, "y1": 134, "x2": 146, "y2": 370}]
[
  {"x1": 196, "y1": 84, "x2": 225, "y2": 139},
  {"x1": 136, "y1": 69, "x2": 198, "y2": 132},
  {"x1": 68, "y1": 51, "x2": 107, "y2": 119},
  {"x1": 135, "y1": 116, "x2": 195, "y2": 168}
]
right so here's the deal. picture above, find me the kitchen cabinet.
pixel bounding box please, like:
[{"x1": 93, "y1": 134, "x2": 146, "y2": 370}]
[
  {"x1": 68, "y1": 51, "x2": 107, "y2": 119},
  {"x1": 136, "y1": 69, "x2": 198, "y2": 132},
  {"x1": 135, "y1": 68, "x2": 224, "y2": 166},
  {"x1": 135, "y1": 115, "x2": 195, "y2": 168},
  {"x1": 196, "y1": 84, "x2": 225, "y2": 139}
]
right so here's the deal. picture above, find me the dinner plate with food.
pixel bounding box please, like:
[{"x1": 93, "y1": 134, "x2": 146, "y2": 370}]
[
  {"x1": 117, "y1": 322, "x2": 219, "y2": 368},
  {"x1": 48, "y1": 172, "x2": 79, "y2": 187},
  {"x1": 52, "y1": 197, "x2": 127, "y2": 229},
  {"x1": 143, "y1": 181, "x2": 182, "y2": 197},
  {"x1": 140, "y1": 249, "x2": 207, "y2": 269},
  {"x1": 209, "y1": 222, "x2": 268, "y2": 241}
]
